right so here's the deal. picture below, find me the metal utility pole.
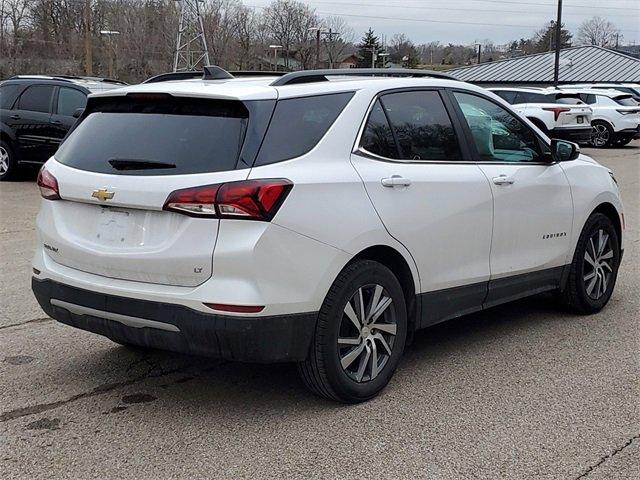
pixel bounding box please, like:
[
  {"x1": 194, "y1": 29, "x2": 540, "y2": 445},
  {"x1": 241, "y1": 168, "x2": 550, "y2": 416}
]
[
  {"x1": 173, "y1": 0, "x2": 210, "y2": 72},
  {"x1": 323, "y1": 29, "x2": 341, "y2": 69},
  {"x1": 553, "y1": 0, "x2": 563, "y2": 87},
  {"x1": 269, "y1": 45, "x2": 282, "y2": 71},
  {"x1": 476, "y1": 43, "x2": 482, "y2": 64},
  {"x1": 100, "y1": 30, "x2": 120, "y2": 78},
  {"x1": 84, "y1": 0, "x2": 93, "y2": 75}
]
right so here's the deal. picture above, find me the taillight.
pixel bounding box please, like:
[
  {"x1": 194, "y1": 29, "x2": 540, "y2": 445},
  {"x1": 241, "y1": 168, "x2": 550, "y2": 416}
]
[
  {"x1": 163, "y1": 179, "x2": 292, "y2": 221},
  {"x1": 542, "y1": 107, "x2": 571, "y2": 121},
  {"x1": 37, "y1": 167, "x2": 60, "y2": 200}
]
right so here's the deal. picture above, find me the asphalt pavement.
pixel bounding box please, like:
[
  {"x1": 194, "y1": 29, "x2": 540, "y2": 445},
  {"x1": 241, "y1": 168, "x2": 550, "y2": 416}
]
[{"x1": 0, "y1": 144, "x2": 638, "y2": 479}]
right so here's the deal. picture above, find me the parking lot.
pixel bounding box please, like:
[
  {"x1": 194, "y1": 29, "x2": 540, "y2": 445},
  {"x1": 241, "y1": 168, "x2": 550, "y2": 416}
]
[{"x1": 0, "y1": 144, "x2": 638, "y2": 479}]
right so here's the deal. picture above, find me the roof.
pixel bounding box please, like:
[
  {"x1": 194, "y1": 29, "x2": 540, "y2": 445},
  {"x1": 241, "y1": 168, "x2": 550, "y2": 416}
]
[
  {"x1": 90, "y1": 75, "x2": 472, "y2": 101},
  {"x1": 556, "y1": 87, "x2": 632, "y2": 98},
  {"x1": 6, "y1": 75, "x2": 126, "y2": 92},
  {"x1": 447, "y1": 46, "x2": 640, "y2": 84}
]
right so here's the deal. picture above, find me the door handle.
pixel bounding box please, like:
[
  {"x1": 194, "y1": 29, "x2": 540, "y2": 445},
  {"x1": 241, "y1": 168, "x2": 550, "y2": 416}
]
[
  {"x1": 50, "y1": 120, "x2": 62, "y2": 125},
  {"x1": 492, "y1": 174, "x2": 515, "y2": 186},
  {"x1": 10, "y1": 114, "x2": 20, "y2": 120},
  {"x1": 381, "y1": 175, "x2": 412, "y2": 188}
]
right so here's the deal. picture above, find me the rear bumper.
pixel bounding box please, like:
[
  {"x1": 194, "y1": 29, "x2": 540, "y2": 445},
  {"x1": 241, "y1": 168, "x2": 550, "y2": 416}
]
[
  {"x1": 32, "y1": 278, "x2": 317, "y2": 363},
  {"x1": 549, "y1": 126, "x2": 593, "y2": 143}
]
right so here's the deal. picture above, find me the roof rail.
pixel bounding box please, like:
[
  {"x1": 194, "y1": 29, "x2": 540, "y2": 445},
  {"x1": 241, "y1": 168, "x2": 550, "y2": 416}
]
[
  {"x1": 142, "y1": 65, "x2": 233, "y2": 84},
  {"x1": 142, "y1": 71, "x2": 203, "y2": 84},
  {"x1": 270, "y1": 68, "x2": 457, "y2": 86},
  {"x1": 8, "y1": 74, "x2": 128, "y2": 85},
  {"x1": 230, "y1": 70, "x2": 286, "y2": 77}
]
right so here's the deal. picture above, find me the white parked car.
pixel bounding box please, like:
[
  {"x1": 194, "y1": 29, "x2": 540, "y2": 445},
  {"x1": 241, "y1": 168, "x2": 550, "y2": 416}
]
[
  {"x1": 489, "y1": 87, "x2": 593, "y2": 143},
  {"x1": 32, "y1": 68, "x2": 625, "y2": 403},
  {"x1": 561, "y1": 83, "x2": 640, "y2": 102},
  {"x1": 561, "y1": 88, "x2": 640, "y2": 147}
]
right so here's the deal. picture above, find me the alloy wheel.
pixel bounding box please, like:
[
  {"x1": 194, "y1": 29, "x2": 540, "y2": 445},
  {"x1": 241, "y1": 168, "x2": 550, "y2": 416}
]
[
  {"x1": 591, "y1": 125, "x2": 609, "y2": 147},
  {"x1": 0, "y1": 146, "x2": 9, "y2": 175},
  {"x1": 338, "y1": 284, "x2": 397, "y2": 383},
  {"x1": 583, "y1": 229, "x2": 614, "y2": 300}
]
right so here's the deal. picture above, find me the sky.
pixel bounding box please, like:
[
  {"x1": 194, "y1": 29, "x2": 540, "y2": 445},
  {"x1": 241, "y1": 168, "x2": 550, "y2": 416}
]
[{"x1": 246, "y1": 0, "x2": 640, "y2": 47}]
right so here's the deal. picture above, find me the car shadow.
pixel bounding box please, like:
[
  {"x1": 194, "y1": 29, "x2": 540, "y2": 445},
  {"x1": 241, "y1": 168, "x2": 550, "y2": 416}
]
[{"x1": 80, "y1": 292, "x2": 576, "y2": 412}]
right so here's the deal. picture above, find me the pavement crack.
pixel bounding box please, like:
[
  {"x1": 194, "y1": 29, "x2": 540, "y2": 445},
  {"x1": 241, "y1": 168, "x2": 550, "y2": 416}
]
[
  {"x1": 0, "y1": 317, "x2": 53, "y2": 331},
  {"x1": 575, "y1": 433, "x2": 640, "y2": 479},
  {"x1": 0, "y1": 364, "x2": 199, "y2": 423}
]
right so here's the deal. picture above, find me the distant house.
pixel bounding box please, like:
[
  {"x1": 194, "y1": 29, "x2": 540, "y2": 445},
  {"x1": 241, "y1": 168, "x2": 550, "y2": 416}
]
[
  {"x1": 446, "y1": 45, "x2": 640, "y2": 87},
  {"x1": 338, "y1": 54, "x2": 358, "y2": 69},
  {"x1": 615, "y1": 45, "x2": 640, "y2": 59}
]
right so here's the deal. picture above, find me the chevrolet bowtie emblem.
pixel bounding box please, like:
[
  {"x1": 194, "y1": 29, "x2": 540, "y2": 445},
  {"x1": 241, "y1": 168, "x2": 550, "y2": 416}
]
[{"x1": 92, "y1": 188, "x2": 115, "y2": 201}]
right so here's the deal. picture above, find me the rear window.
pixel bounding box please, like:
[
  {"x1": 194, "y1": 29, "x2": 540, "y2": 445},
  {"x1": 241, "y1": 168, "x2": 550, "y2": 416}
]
[
  {"x1": 254, "y1": 92, "x2": 354, "y2": 166},
  {"x1": 55, "y1": 96, "x2": 274, "y2": 175},
  {"x1": 493, "y1": 90, "x2": 518, "y2": 104},
  {"x1": 552, "y1": 95, "x2": 583, "y2": 105},
  {"x1": 17, "y1": 85, "x2": 54, "y2": 113}
]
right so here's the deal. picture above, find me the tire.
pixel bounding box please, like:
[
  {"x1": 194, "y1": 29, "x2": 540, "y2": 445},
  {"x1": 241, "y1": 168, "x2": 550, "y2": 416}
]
[
  {"x1": 614, "y1": 136, "x2": 633, "y2": 147},
  {"x1": 590, "y1": 121, "x2": 614, "y2": 148},
  {"x1": 0, "y1": 140, "x2": 18, "y2": 181},
  {"x1": 557, "y1": 213, "x2": 621, "y2": 314},
  {"x1": 298, "y1": 260, "x2": 408, "y2": 403}
]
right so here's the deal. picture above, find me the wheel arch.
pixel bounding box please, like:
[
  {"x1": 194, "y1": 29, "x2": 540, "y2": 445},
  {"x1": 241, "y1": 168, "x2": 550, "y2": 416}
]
[
  {"x1": 590, "y1": 202, "x2": 623, "y2": 249},
  {"x1": 348, "y1": 245, "x2": 419, "y2": 334}
]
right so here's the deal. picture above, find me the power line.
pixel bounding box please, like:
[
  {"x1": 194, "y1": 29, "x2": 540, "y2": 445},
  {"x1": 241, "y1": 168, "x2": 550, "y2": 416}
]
[{"x1": 301, "y1": 0, "x2": 638, "y2": 18}]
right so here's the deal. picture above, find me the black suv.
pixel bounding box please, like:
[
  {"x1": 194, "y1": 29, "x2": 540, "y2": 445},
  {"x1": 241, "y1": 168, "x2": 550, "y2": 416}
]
[{"x1": 0, "y1": 75, "x2": 126, "y2": 180}]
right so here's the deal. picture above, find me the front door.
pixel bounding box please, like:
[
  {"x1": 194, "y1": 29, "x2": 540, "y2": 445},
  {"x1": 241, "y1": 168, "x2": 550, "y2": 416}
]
[
  {"x1": 450, "y1": 90, "x2": 573, "y2": 305},
  {"x1": 351, "y1": 90, "x2": 494, "y2": 326}
]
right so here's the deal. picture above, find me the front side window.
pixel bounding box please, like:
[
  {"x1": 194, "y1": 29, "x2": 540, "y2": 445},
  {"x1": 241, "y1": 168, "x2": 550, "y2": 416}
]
[
  {"x1": 17, "y1": 85, "x2": 54, "y2": 113},
  {"x1": 254, "y1": 92, "x2": 354, "y2": 166},
  {"x1": 0, "y1": 84, "x2": 23, "y2": 109},
  {"x1": 57, "y1": 88, "x2": 87, "y2": 116},
  {"x1": 379, "y1": 91, "x2": 461, "y2": 161},
  {"x1": 454, "y1": 91, "x2": 544, "y2": 163}
]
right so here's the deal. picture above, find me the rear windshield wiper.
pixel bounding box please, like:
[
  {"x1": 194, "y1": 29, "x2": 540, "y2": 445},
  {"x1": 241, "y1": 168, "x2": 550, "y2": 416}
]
[{"x1": 108, "y1": 159, "x2": 176, "y2": 171}]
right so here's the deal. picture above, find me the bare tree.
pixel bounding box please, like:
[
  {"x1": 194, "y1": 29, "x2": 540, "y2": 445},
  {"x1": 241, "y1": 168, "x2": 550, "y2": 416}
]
[
  {"x1": 321, "y1": 15, "x2": 352, "y2": 68},
  {"x1": 576, "y1": 16, "x2": 622, "y2": 47}
]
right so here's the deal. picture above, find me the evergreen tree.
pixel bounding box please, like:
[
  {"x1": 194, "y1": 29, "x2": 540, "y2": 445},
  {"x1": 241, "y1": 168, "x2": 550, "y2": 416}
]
[
  {"x1": 533, "y1": 21, "x2": 572, "y2": 53},
  {"x1": 356, "y1": 28, "x2": 384, "y2": 68}
]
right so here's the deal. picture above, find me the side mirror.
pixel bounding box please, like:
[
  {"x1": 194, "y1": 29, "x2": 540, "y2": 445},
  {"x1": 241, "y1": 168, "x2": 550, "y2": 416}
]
[
  {"x1": 551, "y1": 138, "x2": 580, "y2": 162},
  {"x1": 72, "y1": 108, "x2": 84, "y2": 119}
]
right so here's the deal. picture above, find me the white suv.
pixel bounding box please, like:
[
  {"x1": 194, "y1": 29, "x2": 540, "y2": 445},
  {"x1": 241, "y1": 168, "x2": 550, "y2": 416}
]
[
  {"x1": 32, "y1": 68, "x2": 625, "y2": 403},
  {"x1": 562, "y1": 89, "x2": 640, "y2": 147},
  {"x1": 489, "y1": 87, "x2": 593, "y2": 144}
]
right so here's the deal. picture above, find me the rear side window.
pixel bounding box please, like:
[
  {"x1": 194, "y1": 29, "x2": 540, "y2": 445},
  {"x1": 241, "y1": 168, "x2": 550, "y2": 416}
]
[
  {"x1": 57, "y1": 88, "x2": 87, "y2": 116},
  {"x1": 254, "y1": 92, "x2": 353, "y2": 166},
  {"x1": 17, "y1": 85, "x2": 54, "y2": 113},
  {"x1": 0, "y1": 84, "x2": 23, "y2": 109},
  {"x1": 515, "y1": 92, "x2": 547, "y2": 104},
  {"x1": 614, "y1": 96, "x2": 638, "y2": 106},
  {"x1": 380, "y1": 90, "x2": 461, "y2": 161},
  {"x1": 493, "y1": 90, "x2": 518, "y2": 104},
  {"x1": 56, "y1": 97, "x2": 259, "y2": 176},
  {"x1": 360, "y1": 100, "x2": 398, "y2": 159}
]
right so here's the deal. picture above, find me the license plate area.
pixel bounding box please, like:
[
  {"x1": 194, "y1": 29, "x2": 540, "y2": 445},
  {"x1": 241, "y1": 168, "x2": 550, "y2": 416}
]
[
  {"x1": 577, "y1": 116, "x2": 584, "y2": 124},
  {"x1": 95, "y1": 208, "x2": 132, "y2": 245}
]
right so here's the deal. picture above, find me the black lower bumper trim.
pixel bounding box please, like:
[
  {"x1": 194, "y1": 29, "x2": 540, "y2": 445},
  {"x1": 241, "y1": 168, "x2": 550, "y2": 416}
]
[{"x1": 32, "y1": 278, "x2": 317, "y2": 363}]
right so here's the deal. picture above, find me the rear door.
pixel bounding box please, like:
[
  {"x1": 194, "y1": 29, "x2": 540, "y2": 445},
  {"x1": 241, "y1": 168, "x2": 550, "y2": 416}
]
[
  {"x1": 41, "y1": 94, "x2": 274, "y2": 287},
  {"x1": 8, "y1": 84, "x2": 56, "y2": 162},
  {"x1": 50, "y1": 86, "x2": 88, "y2": 149},
  {"x1": 351, "y1": 89, "x2": 493, "y2": 325},
  {"x1": 450, "y1": 90, "x2": 573, "y2": 304}
]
